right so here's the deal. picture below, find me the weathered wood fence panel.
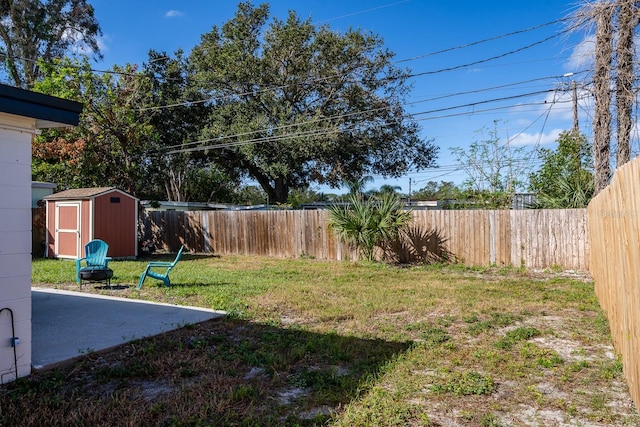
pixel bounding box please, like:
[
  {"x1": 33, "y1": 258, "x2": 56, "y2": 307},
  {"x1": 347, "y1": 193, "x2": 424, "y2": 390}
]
[
  {"x1": 32, "y1": 207, "x2": 46, "y2": 257},
  {"x1": 588, "y1": 157, "x2": 640, "y2": 410},
  {"x1": 139, "y1": 208, "x2": 588, "y2": 269},
  {"x1": 140, "y1": 210, "x2": 356, "y2": 260}
]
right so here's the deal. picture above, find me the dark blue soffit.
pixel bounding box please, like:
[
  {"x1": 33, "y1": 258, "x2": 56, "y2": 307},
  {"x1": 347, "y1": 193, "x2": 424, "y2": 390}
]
[{"x1": 0, "y1": 83, "x2": 82, "y2": 127}]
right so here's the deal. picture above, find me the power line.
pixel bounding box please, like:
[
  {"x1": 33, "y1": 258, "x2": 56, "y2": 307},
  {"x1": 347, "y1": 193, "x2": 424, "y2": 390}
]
[
  {"x1": 505, "y1": 101, "x2": 556, "y2": 146},
  {"x1": 409, "y1": 89, "x2": 559, "y2": 119},
  {"x1": 160, "y1": 73, "x2": 584, "y2": 152},
  {"x1": 139, "y1": 21, "x2": 576, "y2": 112},
  {"x1": 404, "y1": 28, "x2": 572, "y2": 80},
  {"x1": 5, "y1": 12, "x2": 589, "y2": 175},
  {"x1": 406, "y1": 156, "x2": 547, "y2": 185},
  {"x1": 1, "y1": 12, "x2": 573, "y2": 99},
  {"x1": 406, "y1": 70, "x2": 589, "y2": 105},
  {"x1": 163, "y1": 94, "x2": 575, "y2": 155},
  {"x1": 396, "y1": 17, "x2": 570, "y2": 63},
  {"x1": 315, "y1": 0, "x2": 410, "y2": 24}
]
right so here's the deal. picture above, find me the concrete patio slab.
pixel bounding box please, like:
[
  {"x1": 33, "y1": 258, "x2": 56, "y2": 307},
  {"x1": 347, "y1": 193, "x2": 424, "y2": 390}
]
[{"x1": 31, "y1": 287, "x2": 225, "y2": 369}]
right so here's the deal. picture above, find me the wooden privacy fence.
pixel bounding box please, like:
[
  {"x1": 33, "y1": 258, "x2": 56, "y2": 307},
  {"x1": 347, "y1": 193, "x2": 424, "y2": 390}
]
[
  {"x1": 32, "y1": 207, "x2": 46, "y2": 258},
  {"x1": 139, "y1": 208, "x2": 589, "y2": 270},
  {"x1": 588, "y1": 157, "x2": 640, "y2": 410}
]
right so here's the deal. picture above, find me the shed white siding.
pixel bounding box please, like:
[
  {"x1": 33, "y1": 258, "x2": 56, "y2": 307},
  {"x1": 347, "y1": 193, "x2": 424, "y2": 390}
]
[{"x1": 0, "y1": 113, "x2": 37, "y2": 383}]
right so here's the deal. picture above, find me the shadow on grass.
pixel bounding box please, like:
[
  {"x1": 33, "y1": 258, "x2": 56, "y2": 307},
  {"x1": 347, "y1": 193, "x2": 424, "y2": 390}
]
[
  {"x1": 385, "y1": 225, "x2": 451, "y2": 264},
  {"x1": 2, "y1": 315, "x2": 412, "y2": 426},
  {"x1": 92, "y1": 284, "x2": 131, "y2": 291},
  {"x1": 138, "y1": 252, "x2": 219, "y2": 262},
  {"x1": 168, "y1": 281, "x2": 236, "y2": 288}
]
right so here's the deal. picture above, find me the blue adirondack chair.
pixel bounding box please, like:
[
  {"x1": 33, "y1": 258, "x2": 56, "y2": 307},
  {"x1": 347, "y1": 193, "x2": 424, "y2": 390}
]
[
  {"x1": 137, "y1": 245, "x2": 185, "y2": 289},
  {"x1": 76, "y1": 239, "x2": 112, "y2": 286}
]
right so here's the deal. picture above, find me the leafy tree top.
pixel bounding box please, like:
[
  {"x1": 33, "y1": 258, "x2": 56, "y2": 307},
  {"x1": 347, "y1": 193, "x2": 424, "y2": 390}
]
[
  {"x1": 0, "y1": 0, "x2": 101, "y2": 88},
  {"x1": 529, "y1": 130, "x2": 594, "y2": 208},
  {"x1": 188, "y1": 2, "x2": 438, "y2": 203}
]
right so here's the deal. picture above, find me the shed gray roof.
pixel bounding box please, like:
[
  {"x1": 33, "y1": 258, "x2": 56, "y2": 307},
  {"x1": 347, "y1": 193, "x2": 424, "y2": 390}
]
[{"x1": 44, "y1": 187, "x2": 133, "y2": 200}]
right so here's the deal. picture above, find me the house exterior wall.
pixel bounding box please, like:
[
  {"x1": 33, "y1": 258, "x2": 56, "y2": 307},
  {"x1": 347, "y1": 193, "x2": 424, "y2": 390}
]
[
  {"x1": 0, "y1": 113, "x2": 36, "y2": 383},
  {"x1": 93, "y1": 190, "x2": 138, "y2": 258}
]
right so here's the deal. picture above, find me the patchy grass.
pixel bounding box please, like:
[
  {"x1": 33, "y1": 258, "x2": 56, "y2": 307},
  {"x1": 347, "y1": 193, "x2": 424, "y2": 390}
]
[{"x1": 1, "y1": 255, "x2": 637, "y2": 426}]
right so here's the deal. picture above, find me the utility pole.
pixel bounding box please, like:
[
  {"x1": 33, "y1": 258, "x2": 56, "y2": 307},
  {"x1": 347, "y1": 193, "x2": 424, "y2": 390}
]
[
  {"x1": 563, "y1": 72, "x2": 579, "y2": 135},
  {"x1": 572, "y1": 80, "x2": 579, "y2": 135}
]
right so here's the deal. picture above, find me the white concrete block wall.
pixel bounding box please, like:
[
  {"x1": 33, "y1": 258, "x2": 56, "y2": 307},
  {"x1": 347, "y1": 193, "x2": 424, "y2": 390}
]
[{"x1": 0, "y1": 116, "x2": 36, "y2": 383}]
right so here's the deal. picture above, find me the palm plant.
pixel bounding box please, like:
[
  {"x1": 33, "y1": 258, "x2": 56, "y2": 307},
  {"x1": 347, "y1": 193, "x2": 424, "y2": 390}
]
[
  {"x1": 327, "y1": 192, "x2": 412, "y2": 261},
  {"x1": 344, "y1": 175, "x2": 374, "y2": 200},
  {"x1": 535, "y1": 173, "x2": 594, "y2": 209}
]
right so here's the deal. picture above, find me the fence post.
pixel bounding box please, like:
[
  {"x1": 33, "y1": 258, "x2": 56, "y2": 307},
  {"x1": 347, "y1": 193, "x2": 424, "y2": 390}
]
[{"x1": 489, "y1": 210, "x2": 496, "y2": 265}]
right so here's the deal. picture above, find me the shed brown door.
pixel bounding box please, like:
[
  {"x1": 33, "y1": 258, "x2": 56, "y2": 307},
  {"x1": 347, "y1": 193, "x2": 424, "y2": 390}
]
[{"x1": 55, "y1": 202, "x2": 81, "y2": 258}]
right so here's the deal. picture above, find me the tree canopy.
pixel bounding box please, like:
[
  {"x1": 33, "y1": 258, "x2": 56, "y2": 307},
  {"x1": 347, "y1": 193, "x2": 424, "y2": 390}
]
[
  {"x1": 0, "y1": 0, "x2": 101, "y2": 88},
  {"x1": 142, "y1": 50, "x2": 242, "y2": 202},
  {"x1": 32, "y1": 58, "x2": 156, "y2": 196},
  {"x1": 450, "y1": 123, "x2": 532, "y2": 209},
  {"x1": 412, "y1": 181, "x2": 459, "y2": 201},
  {"x1": 187, "y1": 2, "x2": 437, "y2": 203},
  {"x1": 528, "y1": 130, "x2": 594, "y2": 208},
  {"x1": 29, "y1": 2, "x2": 438, "y2": 204}
]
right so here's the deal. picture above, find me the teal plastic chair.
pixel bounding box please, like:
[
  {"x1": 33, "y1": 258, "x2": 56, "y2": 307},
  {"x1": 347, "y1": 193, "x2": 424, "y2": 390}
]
[
  {"x1": 137, "y1": 246, "x2": 185, "y2": 289},
  {"x1": 76, "y1": 239, "x2": 111, "y2": 284}
]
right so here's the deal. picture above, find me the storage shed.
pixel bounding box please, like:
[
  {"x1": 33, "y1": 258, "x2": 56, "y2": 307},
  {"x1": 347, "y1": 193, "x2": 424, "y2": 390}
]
[
  {"x1": 0, "y1": 83, "x2": 82, "y2": 383},
  {"x1": 44, "y1": 187, "x2": 138, "y2": 259}
]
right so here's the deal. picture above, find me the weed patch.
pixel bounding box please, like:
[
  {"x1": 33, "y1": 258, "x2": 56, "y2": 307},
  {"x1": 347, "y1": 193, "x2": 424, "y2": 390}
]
[
  {"x1": 431, "y1": 370, "x2": 494, "y2": 396},
  {"x1": 495, "y1": 326, "x2": 541, "y2": 350}
]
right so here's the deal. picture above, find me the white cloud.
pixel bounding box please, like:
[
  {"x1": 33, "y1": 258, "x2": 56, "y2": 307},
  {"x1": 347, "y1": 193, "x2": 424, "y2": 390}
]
[
  {"x1": 97, "y1": 35, "x2": 109, "y2": 53},
  {"x1": 566, "y1": 34, "x2": 595, "y2": 70},
  {"x1": 165, "y1": 10, "x2": 184, "y2": 18},
  {"x1": 62, "y1": 29, "x2": 109, "y2": 55},
  {"x1": 509, "y1": 129, "x2": 563, "y2": 146},
  {"x1": 544, "y1": 91, "x2": 575, "y2": 121}
]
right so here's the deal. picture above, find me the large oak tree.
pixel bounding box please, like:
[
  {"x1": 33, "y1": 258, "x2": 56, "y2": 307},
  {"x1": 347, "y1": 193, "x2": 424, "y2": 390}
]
[
  {"x1": 189, "y1": 2, "x2": 437, "y2": 203},
  {"x1": 143, "y1": 50, "x2": 241, "y2": 202}
]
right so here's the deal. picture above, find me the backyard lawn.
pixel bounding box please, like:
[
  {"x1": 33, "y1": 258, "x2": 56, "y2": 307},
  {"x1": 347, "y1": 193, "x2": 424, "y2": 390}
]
[{"x1": 2, "y1": 253, "x2": 638, "y2": 426}]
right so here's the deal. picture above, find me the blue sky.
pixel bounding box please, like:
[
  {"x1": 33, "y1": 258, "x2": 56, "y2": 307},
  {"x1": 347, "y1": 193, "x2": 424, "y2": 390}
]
[{"x1": 89, "y1": 0, "x2": 596, "y2": 195}]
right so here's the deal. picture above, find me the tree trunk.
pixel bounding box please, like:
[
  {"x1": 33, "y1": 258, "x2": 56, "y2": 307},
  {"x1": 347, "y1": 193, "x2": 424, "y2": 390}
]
[
  {"x1": 166, "y1": 169, "x2": 185, "y2": 202},
  {"x1": 593, "y1": 2, "x2": 613, "y2": 195},
  {"x1": 273, "y1": 178, "x2": 290, "y2": 204},
  {"x1": 615, "y1": 0, "x2": 635, "y2": 168}
]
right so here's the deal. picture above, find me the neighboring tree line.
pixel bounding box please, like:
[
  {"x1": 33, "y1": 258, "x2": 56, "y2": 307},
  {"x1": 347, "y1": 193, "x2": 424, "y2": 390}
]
[
  {"x1": 2, "y1": 1, "x2": 437, "y2": 204},
  {"x1": 411, "y1": 126, "x2": 593, "y2": 209}
]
